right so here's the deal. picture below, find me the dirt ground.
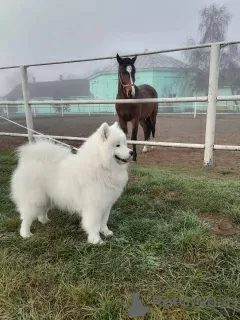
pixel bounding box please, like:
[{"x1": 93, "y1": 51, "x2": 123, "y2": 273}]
[
  {"x1": 197, "y1": 212, "x2": 240, "y2": 236},
  {"x1": 1, "y1": 114, "x2": 240, "y2": 174}
]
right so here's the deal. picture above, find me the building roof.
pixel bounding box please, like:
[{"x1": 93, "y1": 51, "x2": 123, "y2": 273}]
[
  {"x1": 88, "y1": 53, "x2": 189, "y2": 77},
  {"x1": 3, "y1": 78, "x2": 92, "y2": 100}
]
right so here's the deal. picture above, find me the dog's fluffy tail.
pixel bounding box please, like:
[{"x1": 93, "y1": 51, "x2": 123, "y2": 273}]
[{"x1": 15, "y1": 138, "x2": 71, "y2": 165}]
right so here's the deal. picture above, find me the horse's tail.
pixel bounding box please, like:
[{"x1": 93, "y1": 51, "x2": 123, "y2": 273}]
[{"x1": 145, "y1": 117, "x2": 152, "y2": 140}]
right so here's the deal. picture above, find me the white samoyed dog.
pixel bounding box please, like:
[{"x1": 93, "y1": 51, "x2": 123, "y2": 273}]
[{"x1": 10, "y1": 122, "x2": 133, "y2": 244}]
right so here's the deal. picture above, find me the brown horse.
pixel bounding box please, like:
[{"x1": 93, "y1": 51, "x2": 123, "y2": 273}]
[{"x1": 115, "y1": 53, "x2": 158, "y2": 162}]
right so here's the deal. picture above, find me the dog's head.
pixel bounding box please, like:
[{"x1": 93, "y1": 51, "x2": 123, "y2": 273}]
[{"x1": 98, "y1": 122, "x2": 133, "y2": 165}]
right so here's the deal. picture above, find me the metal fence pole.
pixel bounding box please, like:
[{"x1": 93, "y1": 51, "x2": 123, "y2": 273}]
[
  {"x1": 204, "y1": 44, "x2": 220, "y2": 166},
  {"x1": 20, "y1": 66, "x2": 34, "y2": 143},
  {"x1": 33, "y1": 105, "x2": 36, "y2": 117},
  {"x1": 194, "y1": 102, "x2": 197, "y2": 118}
]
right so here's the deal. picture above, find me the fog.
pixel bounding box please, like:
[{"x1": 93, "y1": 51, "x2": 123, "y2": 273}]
[{"x1": 0, "y1": 0, "x2": 239, "y2": 96}]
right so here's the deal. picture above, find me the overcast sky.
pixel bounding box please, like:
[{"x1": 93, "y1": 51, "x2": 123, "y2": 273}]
[{"x1": 0, "y1": 0, "x2": 239, "y2": 96}]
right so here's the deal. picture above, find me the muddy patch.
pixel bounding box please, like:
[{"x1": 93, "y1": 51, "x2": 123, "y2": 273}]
[{"x1": 198, "y1": 212, "x2": 240, "y2": 236}]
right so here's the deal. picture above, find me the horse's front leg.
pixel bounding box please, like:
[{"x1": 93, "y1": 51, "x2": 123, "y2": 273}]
[
  {"x1": 131, "y1": 119, "x2": 139, "y2": 162},
  {"x1": 118, "y1": 117, "x2": 128, "y2": 135}
]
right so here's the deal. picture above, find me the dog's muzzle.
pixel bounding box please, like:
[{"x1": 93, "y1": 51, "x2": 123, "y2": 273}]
[{"x1": 115, "y1": 151, "x2": 133, "y2": 164}]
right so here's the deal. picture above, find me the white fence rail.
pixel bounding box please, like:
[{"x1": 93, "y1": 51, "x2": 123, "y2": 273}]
[
  {"x1": 1, "y1": 103, "x2": 240, "y2": 118},
  {"x1": 1, "y1": 40, "x2": 240, "y2": 166},
  {"x1": 1, "y1": 132, "x2": 240, "y2": 152}
]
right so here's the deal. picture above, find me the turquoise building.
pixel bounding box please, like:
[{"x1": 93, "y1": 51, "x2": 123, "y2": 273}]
[
  {"x1": 196, "y1": 86, "x2": 240, "y2": 112},
  {"x1": 88, "y1": 53, "x2": 198, "y2": 113},
  {"x1": 2, "y1": 53, "x2": 239, "y2": 115},
  {"x1": 88, "y1": 53, "x2": 240, "y2": 113}
]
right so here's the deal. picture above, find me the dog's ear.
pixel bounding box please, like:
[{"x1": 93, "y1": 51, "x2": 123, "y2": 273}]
[
  {"x1": 100, "y1": 122, "x2": 110, "y2": 140},
  {"x1": 112, "y1": 121, "x2": 120, "y2": 128}
]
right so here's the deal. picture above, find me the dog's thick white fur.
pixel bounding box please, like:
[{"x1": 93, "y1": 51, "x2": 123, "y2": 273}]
[{"x1": 10, "y1": 122, "x2": 133, "y2": 244}]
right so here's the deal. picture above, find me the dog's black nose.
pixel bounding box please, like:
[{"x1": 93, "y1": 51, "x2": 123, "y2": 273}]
[{"x1": 129, "y1": 151, "x2": 133, "y2": 156}]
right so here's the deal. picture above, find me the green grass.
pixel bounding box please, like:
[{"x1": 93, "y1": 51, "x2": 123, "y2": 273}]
[{"x1": 0, "y1": 151, "x2": 240, "y2": 319}]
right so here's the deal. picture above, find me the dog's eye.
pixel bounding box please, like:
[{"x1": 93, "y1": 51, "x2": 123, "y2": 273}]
[{"x1": 116, "y1": 144, "x2": 120, "y2": 147}]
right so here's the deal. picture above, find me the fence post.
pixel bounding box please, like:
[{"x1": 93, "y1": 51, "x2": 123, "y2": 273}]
[
  {"x1": 204, "y1": 44, "x2": 220, "y2": 166},
  {"x1": 20, "y1": 66, "x2": 34, "y2": 143},
  {"x1": 194, "y1": 102, "x2": 197, "y2": 118},
  {"x1": 33, "y1": 105, "x2": 36, "y2": 117}
]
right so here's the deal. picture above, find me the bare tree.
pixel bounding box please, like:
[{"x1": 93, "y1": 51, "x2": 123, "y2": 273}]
[
  {"x1": 183, "y1": 3, "x2": 240, "y2": 93},
  {"x1": 161, "y1": 85, "x2": 175, "y2": 112},
  {"x1": 162, "y1": 85, "x2": 175, "y2": 98}
]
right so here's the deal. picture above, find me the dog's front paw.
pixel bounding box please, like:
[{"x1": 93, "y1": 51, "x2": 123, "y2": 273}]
[
  {"x1": 87, "y1": 234, "x2": 104, "y2": 245},
  {"x1": 101, "y1": 227, "x2": 113, "y2": 238},
  {"x1": 20, "y1": 231, "x2": 33, "y2": 239},
  {"x1": 103, "y1": 229, "x2": 113, "y2": 237}
]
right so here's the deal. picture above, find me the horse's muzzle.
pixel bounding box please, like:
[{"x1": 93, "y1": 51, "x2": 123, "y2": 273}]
[
  {"x1": 126, "y1": 85, "x2": 135, "y2": 98},
  {"x1": 127, "y1": 91, "x2": 133, "y2": 98}
]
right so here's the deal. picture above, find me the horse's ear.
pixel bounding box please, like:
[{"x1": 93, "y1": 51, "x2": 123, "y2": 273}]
[
  {"x1": 116, "y1": 53, "x2": 123, "y2": 65},
  {"x1": 131, "y1": 55, "x2": 137, "y2": 64},
  {"x1": 112, "y1": 121, "x2": 119, "y2": 128}
]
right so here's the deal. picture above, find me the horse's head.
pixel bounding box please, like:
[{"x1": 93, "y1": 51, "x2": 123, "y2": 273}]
[{"x1": 116, "y1": 53, "x2": 137, "y2": 98}]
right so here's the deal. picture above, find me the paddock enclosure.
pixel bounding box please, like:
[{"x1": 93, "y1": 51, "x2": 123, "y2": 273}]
[
  {"x1": 1, "y1": 113, "x2": 240, "y2": 174},
  {"x1": 1, "y1": 40, "x2": 240, "y2": 170}
]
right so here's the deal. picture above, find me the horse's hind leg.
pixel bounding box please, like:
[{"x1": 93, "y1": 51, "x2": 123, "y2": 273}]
[
  {"x1": 140, "y1": 118, "x2": 151, "y2": 153},
  {"x1": 150, "y1": 105, "x2": 158, "y2": 149},
  {"x1": 131, "y1": 119, "x2": 139, "y2": 161}
]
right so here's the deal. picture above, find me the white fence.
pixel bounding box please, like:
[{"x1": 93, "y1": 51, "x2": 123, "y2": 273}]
[
  {"x1": 1, "y1": 40, "x2": 240, "y2": 166},
  {"x1": 0, "y1": 104, "x2": 117, "y2": 117},
  {"x1": 1, "y1": 102, "x2": 240, "y2": 118}
]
